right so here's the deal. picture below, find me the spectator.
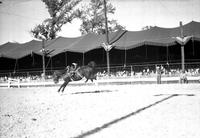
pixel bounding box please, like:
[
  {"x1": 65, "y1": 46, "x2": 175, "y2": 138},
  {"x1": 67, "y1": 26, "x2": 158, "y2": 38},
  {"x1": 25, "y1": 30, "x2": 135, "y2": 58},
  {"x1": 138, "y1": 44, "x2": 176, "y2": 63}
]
[
  {"x1": 156, "y1": 65, "x2": 162, "y2": 84},
  {"x1": 180, "y1": 70, "x2": 188, "y2": 84}
]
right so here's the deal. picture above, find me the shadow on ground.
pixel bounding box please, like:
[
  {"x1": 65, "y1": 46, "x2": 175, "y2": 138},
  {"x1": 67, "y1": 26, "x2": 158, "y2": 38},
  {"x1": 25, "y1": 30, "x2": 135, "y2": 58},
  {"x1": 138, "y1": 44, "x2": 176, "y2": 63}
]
[
  {"x1": 71, "y1": 90, "x2": 117, "y2": 95},
  {"x1": 72, "y1": 94, "x2": 188, "y2": 138},
  {"x1": 154, "y1": 94, "x2": 195, "y2": 97},
  {"x1": 59, "y1": 90, "x2": 117, "y2": 95}
]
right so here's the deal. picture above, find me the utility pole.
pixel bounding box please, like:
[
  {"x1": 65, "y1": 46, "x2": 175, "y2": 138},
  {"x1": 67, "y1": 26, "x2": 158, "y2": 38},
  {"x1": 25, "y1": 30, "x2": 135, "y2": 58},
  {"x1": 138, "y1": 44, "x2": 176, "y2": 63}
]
[
  {"x1": 180, "y1": 21, "x2": 185, "y2": 71},
  {"x1": 103, "y1": 0, "x2": 110, "y2": 76}
]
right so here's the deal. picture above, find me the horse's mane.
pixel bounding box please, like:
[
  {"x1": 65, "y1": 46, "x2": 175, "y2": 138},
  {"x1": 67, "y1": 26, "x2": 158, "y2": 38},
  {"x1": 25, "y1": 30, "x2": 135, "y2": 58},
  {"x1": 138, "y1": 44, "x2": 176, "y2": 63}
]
[
  {"x1": 54, "y1": 69, "x2": 66, "y2": 77},
  {"x1": 87, "y1": 61, "x2": 96, "y2": 68}
]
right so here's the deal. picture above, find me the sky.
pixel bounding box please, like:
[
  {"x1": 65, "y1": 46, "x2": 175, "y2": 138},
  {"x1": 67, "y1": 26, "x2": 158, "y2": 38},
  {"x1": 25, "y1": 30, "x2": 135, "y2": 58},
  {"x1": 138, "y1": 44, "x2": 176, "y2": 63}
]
[{"x1": 0, "y1": 0, "x2": 200, "y2": 45}]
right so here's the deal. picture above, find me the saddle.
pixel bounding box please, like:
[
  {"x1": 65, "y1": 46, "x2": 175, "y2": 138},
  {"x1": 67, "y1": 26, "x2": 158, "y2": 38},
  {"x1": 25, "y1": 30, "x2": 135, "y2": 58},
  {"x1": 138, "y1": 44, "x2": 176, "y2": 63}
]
[{"x1": 70, "y1": 67, "x2": 83, "y2": 81}]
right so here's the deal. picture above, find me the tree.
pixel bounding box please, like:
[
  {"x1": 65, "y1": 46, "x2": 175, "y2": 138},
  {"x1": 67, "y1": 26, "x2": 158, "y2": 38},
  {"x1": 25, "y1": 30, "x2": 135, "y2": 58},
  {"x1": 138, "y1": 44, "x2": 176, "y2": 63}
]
[
  {"x1": 79, "y1": 0, "x2": 125, "y2": 35},
  {"x1": 31, "y1": 0, "x2": 82, "y2": 40}
]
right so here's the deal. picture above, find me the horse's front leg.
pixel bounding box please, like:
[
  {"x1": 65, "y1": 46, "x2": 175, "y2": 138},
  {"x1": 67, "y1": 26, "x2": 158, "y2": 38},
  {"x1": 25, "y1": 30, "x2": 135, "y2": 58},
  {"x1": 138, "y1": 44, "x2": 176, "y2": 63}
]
[
  {"x1": 85, "y1": 78, "x2": 89, "y2": 83},
  {"x1": 58, "y1": 86, "x2": 62, "y2": 93},
  {"x1": 58, "y1": 83, "x2": 64, "y2": 92},
  {"x1": 61, "y1": 81, "x2": 69, "y2": 92}
]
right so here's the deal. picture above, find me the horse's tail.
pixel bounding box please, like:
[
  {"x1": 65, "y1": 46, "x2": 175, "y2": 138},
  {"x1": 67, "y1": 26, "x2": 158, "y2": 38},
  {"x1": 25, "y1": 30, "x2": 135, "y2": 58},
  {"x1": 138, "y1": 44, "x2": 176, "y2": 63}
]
[{"x1": 53, "y1": 70, "x2": 66, "y2": 84}]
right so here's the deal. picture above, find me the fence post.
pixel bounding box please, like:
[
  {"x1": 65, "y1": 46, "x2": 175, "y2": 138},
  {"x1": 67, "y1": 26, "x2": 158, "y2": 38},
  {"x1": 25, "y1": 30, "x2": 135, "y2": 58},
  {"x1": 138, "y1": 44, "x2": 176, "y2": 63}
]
[
  {"x1": 8, "y1": 79, "x2": 11, "y2": 88},
  {"x1": 17, "y1": 79, "x2": 20, "y2": 88}
]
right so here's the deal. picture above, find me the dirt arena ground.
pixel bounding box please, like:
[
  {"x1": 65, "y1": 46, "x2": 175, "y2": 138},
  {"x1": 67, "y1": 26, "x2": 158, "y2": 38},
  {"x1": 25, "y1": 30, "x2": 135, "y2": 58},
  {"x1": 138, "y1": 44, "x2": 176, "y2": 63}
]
[{"x1": 0, "y1": 84, "x2": 200, "y2": 138}]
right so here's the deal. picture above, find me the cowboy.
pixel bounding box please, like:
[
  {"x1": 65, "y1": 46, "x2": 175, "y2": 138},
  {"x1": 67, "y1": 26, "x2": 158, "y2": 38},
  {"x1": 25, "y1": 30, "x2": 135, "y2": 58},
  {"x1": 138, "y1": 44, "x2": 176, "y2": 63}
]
[
  {"x1": 70, "y1": 63, "x2": 78, "y2": 79},
  {"x1": 71, "y1": 63, "x2": 78, "y2": 71}
]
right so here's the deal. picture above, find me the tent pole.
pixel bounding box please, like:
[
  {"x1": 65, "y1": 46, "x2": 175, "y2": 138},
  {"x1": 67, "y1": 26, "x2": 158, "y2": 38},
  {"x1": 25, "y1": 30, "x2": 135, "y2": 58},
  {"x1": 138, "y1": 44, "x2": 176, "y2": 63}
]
[
  {"x1": 42, "y1": 39, "x2": 46, "y2": 80},
  {"x1": 106, "y1": 50, "x2": 110, "y2": 75},
  {"x1": 14, "y1": 59, "x2": 18, "y2": 73},
  {"x1": 65, "y1": 52, "x2": 67, "y2": 66},
  {"x1": 45, "y1": 57, "x2": 51, "y2": 69},
  {"x1": 102, "y1": 49, "x2": 104, "y2": 63},
  {"x1": 51, "y1": 57, "x2": 53, "y2": 72},
  {"x1": 166, "y1": 44, "x2": 169, "y2": 64},
  {"x1": 180, "y1": 21, "x2": 185, "y2": 71},
  {"x1": 103, "y1": 0, "x2": 110, "y2": 76},
  {"x1": 145, "y1": 44, "x2": 148, "y2": 60},
  {"x1": 82, "y1": 53, "x2": 85, "y2": 66},
  {"x1": 32, "y1": 53, "x2": 35, "y2": 66},
  {"x1": 124, "y1": 48, "x2": 127, "y2": 66},
  {"x1": 192, "y1": 36, "x2": 195, "y2": 56}
]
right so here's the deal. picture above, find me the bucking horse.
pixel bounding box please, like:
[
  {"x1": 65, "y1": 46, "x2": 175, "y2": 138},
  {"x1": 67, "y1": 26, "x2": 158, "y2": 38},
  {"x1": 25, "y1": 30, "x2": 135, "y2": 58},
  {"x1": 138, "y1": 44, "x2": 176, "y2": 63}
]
[{"x1": 52, "y1": 61, "x2": 97, "y2": 92}]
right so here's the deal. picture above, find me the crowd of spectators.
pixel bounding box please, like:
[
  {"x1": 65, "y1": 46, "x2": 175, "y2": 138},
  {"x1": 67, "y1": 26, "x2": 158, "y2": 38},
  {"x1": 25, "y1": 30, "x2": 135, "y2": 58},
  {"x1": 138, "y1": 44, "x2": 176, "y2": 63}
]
[
  {"x1": 96, "y1": 66, "x2": 200, "y2": 78},
  {"x1": 0, "y1": 65, "x2": 200, "y2": 83},
  {"x1": 0, "y1": 74, "x2": 52, "y2": 83}
]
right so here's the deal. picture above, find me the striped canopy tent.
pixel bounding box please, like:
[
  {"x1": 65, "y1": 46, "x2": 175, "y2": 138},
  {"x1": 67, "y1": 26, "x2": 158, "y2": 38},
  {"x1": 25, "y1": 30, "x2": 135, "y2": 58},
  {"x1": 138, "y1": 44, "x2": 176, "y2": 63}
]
[
  {"x1": 1, "y1": 21, "x2": 199, "y2": 59},
  {"x1": 0, "y1": 40, "x2": 43, "y2": 71},
  {"x1": 35, "y1": 36, "x2": 80, "y2": 57},
  {"x1": 38, "y1": 30, "x2": 127, "y2": 65},
  {"x1": 0, "y1": 42, "x2": 21, "y2": 58},
  {"x1": 0, "y1": 40, "x2": 42, "y2": 59},
  {"x1": 112, "y1": 21, "x2": 200, "y2": 49},
  {"x1": 41, "y1": 30, "x2": 127, "y2": 55}
]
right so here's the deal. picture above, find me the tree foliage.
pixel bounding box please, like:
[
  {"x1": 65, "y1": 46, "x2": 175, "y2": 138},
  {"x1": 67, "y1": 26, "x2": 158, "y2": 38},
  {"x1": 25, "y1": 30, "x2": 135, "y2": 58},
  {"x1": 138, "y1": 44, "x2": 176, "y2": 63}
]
[
  {"x1": 31, "y1": 0, "x2": 82, "y2": 40},
  {"x1": 79, "y1": 0, "x2": 125, "y2": 35}
]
